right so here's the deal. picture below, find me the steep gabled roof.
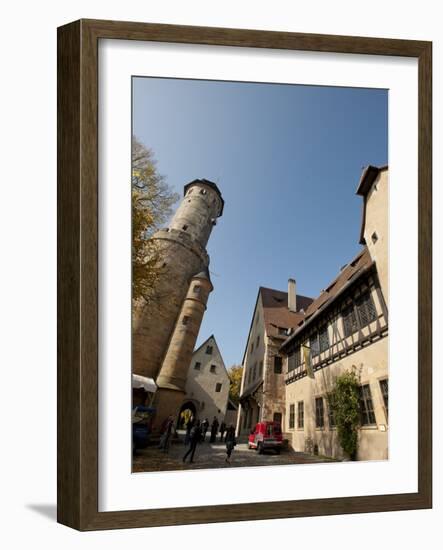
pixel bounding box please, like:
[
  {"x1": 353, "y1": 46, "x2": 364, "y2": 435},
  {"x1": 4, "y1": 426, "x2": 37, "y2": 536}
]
[
  {"x1": 260, "y1": 287, "x2": 313, "y2": 339},
  {"x1": 192, "y1": 334, "x2": 228, "y2": 376},
  {"x1": 240, "y1": 287, "x2": 313, "y2": 365}
]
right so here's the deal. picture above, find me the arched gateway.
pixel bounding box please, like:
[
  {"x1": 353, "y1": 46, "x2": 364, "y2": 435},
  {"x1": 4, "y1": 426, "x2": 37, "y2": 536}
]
[{"x1": 177, "y1": 400, "x2": 198, "y2": 429}]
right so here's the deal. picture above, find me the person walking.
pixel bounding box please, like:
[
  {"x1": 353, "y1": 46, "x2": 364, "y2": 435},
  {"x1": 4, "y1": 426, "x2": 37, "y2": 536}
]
[
  {"x1": 183, "y1": 420, "x2": 201, "y2": 464},
  {"x1": 158, "y1": 415, "x2": 174, "y2": 453},
  {"x1": 225, "y1": 425, "x2": 237, "y2": 464},
  {"x1": 201, "y1": 418, "x2": 209, "y2": 442},
  {"x1": 210, "y1": 416, "x2": 219, "y2": 443},
  {"x1": 219, "y1": 421, "x2": 226, "y2": 442},
  {"x1": 184, "y1": 415, "x2": 194, "y2": 446}
]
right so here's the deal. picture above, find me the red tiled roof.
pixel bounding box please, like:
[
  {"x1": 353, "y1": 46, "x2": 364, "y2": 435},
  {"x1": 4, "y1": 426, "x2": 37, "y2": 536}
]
[{"x1": 260, "y1": 287, "x2": 313, "y2": 339}]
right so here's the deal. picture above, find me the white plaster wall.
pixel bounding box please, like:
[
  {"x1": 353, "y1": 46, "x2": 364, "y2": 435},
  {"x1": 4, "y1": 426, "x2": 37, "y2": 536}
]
[
  {"x1": 286, "y1": 337, "x2": 389, "y2": 460},
  {"x1": 364, "y1": 170, "x2": 389, "y2": 303},
  {"x1": 184, "y1": 337, "x2": 230, "y2": 422}
]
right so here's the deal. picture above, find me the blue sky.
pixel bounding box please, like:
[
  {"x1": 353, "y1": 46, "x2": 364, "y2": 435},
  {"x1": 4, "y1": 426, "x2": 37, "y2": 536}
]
[{"x1": 133, "y1": 77, "x2": 388, "y2": 368}]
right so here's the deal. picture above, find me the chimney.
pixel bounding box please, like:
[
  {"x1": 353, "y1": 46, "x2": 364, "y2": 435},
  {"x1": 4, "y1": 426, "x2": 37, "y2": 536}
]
[{"x1": 288, "y1": 278, "x2": 297, "y2": 312}]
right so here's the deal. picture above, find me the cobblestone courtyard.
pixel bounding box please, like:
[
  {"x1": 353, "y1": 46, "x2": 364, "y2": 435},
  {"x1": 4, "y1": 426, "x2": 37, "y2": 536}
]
[{"x1": 133, "y1": 433, "x2": 335, "y2": 473}]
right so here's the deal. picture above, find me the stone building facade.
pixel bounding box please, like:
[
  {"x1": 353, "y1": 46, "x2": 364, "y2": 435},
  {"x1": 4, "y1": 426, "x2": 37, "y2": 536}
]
[
  {"x1": 179, "y1": 335, "x2": 230, "y2": 426},
  {"x1": 236, "y1": 283, "x2": 313, "y2": 436},
  {"x1": 281, "y1": 166, "x2": 389, "y2": 461},
  {"x1": 132, "y1": 178, "x2": 224, "y2": 430}
]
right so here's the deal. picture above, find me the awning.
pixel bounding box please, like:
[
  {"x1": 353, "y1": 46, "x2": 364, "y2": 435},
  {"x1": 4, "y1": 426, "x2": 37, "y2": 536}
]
[{"x1": 132, "y1": 374, "x2": 157, "y2": 393}]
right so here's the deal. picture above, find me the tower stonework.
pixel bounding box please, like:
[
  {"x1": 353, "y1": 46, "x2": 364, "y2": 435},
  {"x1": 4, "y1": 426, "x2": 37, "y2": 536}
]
[
  {"x1": 132, "y1": 179, "x2": 224, "y2": 382},
  {"x1": 153, "y1": 270, "x2": 214, "y2": 428}
]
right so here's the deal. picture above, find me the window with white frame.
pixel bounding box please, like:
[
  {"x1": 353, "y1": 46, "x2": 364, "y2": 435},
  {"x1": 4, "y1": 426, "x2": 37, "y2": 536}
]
[
  {"x1": 359, "y1": 384, "x2": 377, "y2": 425},
  {"x1": 315, "y1": 397, "x2": 324, "y2": 428},
  {"x1": 297, "y1": 401, "x2": 304, "y2": 429}
]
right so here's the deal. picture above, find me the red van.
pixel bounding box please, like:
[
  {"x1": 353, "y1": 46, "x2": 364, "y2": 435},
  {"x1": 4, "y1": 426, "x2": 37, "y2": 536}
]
[{"x1": 248, "y1": 421, "x2": 283, "y2": 454}]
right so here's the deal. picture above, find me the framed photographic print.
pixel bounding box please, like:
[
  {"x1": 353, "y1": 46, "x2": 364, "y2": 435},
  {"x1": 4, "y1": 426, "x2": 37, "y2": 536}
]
[{"x1": 57, "y1": 19, "x2": 432, "y2": 530}]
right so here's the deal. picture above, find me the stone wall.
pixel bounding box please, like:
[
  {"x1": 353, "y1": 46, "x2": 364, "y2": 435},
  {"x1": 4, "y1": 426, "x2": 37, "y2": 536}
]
[
  {"x1": 132, "y1": 180, "x2": 223, "y2": 380},
  {"x1": 132, "y1": 234, "x2": 207, "y2": 379}
]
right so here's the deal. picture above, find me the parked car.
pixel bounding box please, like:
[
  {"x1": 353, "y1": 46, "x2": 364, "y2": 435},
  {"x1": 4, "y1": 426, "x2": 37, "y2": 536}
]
[
  {"x1": 248, "y1": 421, "x2": 283, "y2": 454},
  {"x1": 132, "y1": 405, "x2": 156, "y2": 454}
]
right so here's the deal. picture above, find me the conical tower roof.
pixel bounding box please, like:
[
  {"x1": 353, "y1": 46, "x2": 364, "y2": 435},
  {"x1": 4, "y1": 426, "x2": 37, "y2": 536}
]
[{"x1": 183, "y1": 178, "x2": 224, "y2": 216}]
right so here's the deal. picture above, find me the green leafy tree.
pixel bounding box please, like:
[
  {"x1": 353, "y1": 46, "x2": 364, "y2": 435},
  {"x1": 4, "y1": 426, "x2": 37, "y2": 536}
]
[
  {"x1": 228, "y1": 365, "x2": 244, "y2": 405},
  {"x1": 132, "y1": 137, "x2": 179, "y2": 304},
  {"x1": 327, "y1": 370, "x2": 360, "y2": 460}
]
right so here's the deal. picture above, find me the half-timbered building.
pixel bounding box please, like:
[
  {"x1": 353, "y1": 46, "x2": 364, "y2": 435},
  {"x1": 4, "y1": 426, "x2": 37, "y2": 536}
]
[{"x1": 280, "y1": 165, "x2": 389, "y2": 461}]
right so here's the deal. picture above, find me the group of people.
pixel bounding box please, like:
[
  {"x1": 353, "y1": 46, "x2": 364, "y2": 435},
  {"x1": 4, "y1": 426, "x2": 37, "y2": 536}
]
[
  {"x1": 183, "y1": 416, "x2": 237, "y2": 464},
  {"x1": 157, "y1": 414, "x2": 237, "y2": 465}
]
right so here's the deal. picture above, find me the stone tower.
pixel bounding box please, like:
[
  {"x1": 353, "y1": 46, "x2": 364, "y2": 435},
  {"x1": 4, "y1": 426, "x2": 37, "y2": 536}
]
[
  {"x1": 132, "y1": 179, "x2": 224, "y2": 381},
  {"x1": 153, "y1": 269, "x2": 214, "y2": 427}
]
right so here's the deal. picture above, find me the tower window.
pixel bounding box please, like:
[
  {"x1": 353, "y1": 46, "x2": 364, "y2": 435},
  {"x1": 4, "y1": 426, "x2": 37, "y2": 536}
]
[
  {"x1": 371, "y1": 231, "x2": 378, "y2": 244},
  {"x1": 193, "y1": 285, "x2": 201, "y2": 295},
  {"x1": 274, "y1": 356, "x2": 283, "y2": 374},
  {"x1": 200, "y1": 188, "x2": 207, "y2": 195},
  {"x1": 215, "y1": 383, "x2": 222, "y2": 392},
  {"x1": 182, "y1": 316, "x2": 190, "y2": 326},
  {"x1": 182, "y1": 224, "x2": 188, "y2": 231}
]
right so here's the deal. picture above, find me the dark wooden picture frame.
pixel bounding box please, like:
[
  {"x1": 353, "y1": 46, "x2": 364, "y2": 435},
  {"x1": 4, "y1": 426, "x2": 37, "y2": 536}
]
[{"x1": 57, "y1": 19, "x2": 432, "y2": 531}]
